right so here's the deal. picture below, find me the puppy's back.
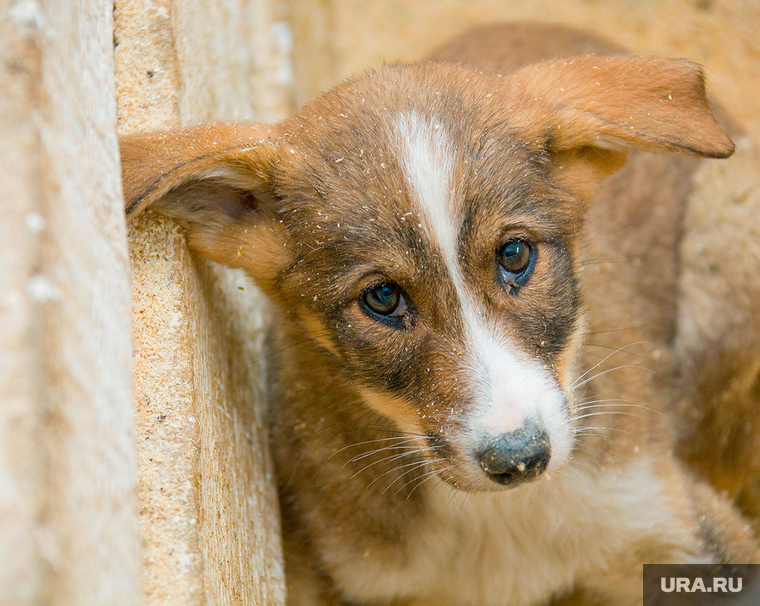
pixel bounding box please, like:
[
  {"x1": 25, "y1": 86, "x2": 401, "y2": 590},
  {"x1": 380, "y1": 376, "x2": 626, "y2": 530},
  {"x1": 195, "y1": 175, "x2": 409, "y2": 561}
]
[{"x1": 426, "y1": 22, "x2": 621, "y2": 73}]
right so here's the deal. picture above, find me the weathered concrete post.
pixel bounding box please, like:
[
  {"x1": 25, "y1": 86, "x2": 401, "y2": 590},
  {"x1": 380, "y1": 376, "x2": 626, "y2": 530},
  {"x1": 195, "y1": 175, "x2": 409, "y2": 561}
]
[
  {"x1": 0, "y1": 0, "x2": 141, "y2": 603},
  {"x1": 114, "y1": 0, "x2": 289, "y2": 603}
]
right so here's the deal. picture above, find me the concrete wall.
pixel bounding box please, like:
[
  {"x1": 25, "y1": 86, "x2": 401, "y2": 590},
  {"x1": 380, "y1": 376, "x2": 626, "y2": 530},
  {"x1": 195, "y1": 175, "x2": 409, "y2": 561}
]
[
  {"x1": 115, "y1": 0, "x2": 288, "y2": 603},
  {"x1": 1, "y1": 0, "x2": 290, "y2": 603},
  {"x1": 0, "y1": 0, "x2": 141, "y2": 603},
  {"x1": 0, "y1": 0, "x2": 757, "y2": 604}
]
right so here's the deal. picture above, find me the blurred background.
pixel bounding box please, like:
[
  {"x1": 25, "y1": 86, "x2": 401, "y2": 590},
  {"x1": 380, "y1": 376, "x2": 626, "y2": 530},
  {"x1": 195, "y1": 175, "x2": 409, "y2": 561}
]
[{"x1": 286, "y1": 0, "x2": 760, "y2": 140}]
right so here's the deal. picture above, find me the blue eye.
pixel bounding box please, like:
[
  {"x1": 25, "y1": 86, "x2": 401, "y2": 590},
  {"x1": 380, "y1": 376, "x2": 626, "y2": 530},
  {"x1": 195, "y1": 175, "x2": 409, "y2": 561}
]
[
  {"x1": 362, "y1": 283, "x2": 407, "y2": 317},
  {"x1": 498, "y1": 239, "x2": 534, "y2": 284}
]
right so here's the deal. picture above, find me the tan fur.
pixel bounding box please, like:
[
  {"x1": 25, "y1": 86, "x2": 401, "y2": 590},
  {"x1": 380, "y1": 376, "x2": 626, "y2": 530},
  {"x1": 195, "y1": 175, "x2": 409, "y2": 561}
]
[
  {"x1": 120, "y1": 122, "x2": 273, "y2": 214},
  {"x1": 358, "y1": 389, "x2": 426, "y2": 437},
  {"x1": 504, "y1": 55, "x2": 733, "y2": 157},
  {"x1": 121, "y1": 23, "x2": 760, "y2": 606}
]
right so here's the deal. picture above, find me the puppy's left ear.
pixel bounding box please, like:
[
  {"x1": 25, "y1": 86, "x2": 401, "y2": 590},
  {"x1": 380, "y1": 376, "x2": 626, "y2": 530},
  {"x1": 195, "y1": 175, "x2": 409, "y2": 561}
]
[
  {"x1": 504, "y1": 54, "x2": 734, "y2": 200},
  {"x1": 120, "y1": 123, "x2": 288, "y2": 291}
]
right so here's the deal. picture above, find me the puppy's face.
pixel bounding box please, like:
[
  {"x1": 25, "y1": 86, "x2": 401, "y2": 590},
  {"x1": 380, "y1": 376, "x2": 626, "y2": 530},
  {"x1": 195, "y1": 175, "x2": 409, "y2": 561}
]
[
  {"x1": 274, "y1": 69, "x2": 584, "y2": 491},
  {"x1": 121, "y1": 57, "x2": 733, "y2": 492}
]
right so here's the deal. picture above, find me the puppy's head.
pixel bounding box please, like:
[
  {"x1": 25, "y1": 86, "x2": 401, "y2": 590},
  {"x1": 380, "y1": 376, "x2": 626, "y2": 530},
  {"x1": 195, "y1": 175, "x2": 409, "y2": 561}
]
[{"x1": 122, "y1": 55, "x2": 732, "y2": 492}]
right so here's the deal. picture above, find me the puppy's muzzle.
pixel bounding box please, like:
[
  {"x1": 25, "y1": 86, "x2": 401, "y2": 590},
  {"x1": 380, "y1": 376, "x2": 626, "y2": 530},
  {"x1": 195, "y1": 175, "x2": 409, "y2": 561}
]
[{"x1": 477, "y1": 418, "x2": 551, "y2": 487}]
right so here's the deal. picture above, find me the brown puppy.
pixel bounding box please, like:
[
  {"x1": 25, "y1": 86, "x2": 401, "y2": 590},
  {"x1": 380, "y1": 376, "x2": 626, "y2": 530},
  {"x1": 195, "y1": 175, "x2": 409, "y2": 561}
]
[{"x1": 121, "y1": 23, "x2": 759, "y2": 606}]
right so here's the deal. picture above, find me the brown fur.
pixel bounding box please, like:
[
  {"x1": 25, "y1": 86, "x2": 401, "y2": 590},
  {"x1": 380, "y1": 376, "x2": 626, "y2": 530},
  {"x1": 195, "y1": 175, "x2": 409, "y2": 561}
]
[{"x1": 121, "y1": 23, "x2": 759, "y2": 606}]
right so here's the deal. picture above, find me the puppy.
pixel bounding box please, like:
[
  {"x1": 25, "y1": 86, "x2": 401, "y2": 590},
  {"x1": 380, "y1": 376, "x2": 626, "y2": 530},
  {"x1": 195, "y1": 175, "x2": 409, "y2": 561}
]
[{"x1": 121, "y1": 23, "x2": 759, "y2": 606}]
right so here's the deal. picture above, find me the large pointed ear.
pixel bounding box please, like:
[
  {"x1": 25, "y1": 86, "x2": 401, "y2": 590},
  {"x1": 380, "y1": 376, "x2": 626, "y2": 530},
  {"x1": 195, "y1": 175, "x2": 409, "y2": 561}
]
[
  {"x1": 503, "y1": 54, "x2": 734, "y2": 200},
  {"x1": 120, "y1": 122, "x2": 289, "y2": 290}
]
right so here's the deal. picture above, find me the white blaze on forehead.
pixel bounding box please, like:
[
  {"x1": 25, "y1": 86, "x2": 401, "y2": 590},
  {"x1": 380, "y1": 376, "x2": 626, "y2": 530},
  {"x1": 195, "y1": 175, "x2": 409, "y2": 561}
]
[
  {"x1": 391, "y1": 111, "x2": 459, "y2": 272},
  {"x1": 392, "y1": 111, "x2": 572, "y2": 471}
]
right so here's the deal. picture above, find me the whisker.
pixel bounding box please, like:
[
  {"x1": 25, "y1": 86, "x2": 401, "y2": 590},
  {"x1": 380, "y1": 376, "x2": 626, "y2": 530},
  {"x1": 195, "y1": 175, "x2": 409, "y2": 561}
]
[
  {"x1": 350, "y1": 448, "x2": 438, "y2": 480},
  {"x1": 365, "y1": 426, "x2": 430, "y2": 438},
  {"x1": 569, "y1": 441, "x2": 597, "y2": 454},
  {"x1": 347, "y1": 445, "x2": 416, "y2": 465},
  {"x1": 574, "y1": 411, "x2": 640, "y2": 421},
  {"x1": 375, "y1": 458, "x2": 446, "y2": 492},
  {"x1": 571, "y1": 364, "x2": 657, "y2": 392},
  {"x1": 576, "y1": 401, "x2": 628, "y2": 409},
  {"x1": 430, "y1": 476, "x2": 446, "y2": 496},
  {"x1": 447, "y1": 486, "x2": 458, "y2": 507},
  {"x1": 411, "y1": 467, "x2": 453, "y2": 498},
  {"x1": 526, "y1": 476, "x2": 547, "y2": 506},
  {"x1": 364, "y1": 458, "x2": 435, "y2": 488},
  {"x1": 458, "y1": 491, "x2": 472, "y2": 515},
  {"x1": 344, "y1": 440, "x2": 423, "y2": 464},
  {"x1": 328, "y1": 435, "x2": 421, "y2": 459},
  {"x1": 574, "y1": 425, "x2": 634, "y2": 436},
  {"x1": 587, "y1": 324, "x2": 653, "y2": 336},
  {"x1": 575, "y1": 401, "x2": 661, "y2": 415},
  {"x1": 396, "y1": 465, "x2": 450, "y2": 498},
  {"x1": 573, "y1": 431, "x2": 612, "y2": 440},
  {"x1": 558, "y1": 459, "x2": 589, "y2": 481},
  {"x1": 583, "y1": 342, "x2": 643, "y2": 357},
  {"x1": 576, "y1": 395, "x2": 628, "y2": 403},
  {"x1": 569, "y1": 341, "x2": 646, "y2": 390}
]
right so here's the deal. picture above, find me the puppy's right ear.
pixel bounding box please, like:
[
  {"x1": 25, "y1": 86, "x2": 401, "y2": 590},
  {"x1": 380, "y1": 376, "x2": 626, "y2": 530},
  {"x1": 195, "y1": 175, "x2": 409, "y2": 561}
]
[{"x1": 120, "y1": 123, "x2": 288, "y2": 290}]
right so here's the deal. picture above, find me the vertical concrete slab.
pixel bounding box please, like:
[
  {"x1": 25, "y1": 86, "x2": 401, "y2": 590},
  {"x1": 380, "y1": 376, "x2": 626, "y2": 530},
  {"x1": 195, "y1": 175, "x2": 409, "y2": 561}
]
[
  {"x1": 0, "y1": 0, "x2": 141, "y2": 604},
  {"x1": 114, "y1": 0, "x2": 289, "y2": 603}
]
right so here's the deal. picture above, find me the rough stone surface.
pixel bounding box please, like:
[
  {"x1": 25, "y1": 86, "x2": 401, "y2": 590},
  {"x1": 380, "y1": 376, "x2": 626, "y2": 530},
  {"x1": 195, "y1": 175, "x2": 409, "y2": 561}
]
[
  {"x1": 114, "y1": 0, "x2": 287, "y2": 603},
  {"x1": 0, "y1": 0, "x2": 141, "y2": 604}
]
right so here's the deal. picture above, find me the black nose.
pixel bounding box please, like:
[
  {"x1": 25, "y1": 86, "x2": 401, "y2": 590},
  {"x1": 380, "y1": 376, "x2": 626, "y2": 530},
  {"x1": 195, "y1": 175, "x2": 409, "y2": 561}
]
[{"x1": 477, "y1": 419, "x2": 551, "y2": 486}]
